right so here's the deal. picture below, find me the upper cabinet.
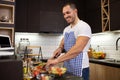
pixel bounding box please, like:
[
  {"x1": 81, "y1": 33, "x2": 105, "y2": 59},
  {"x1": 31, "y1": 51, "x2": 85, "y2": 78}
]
[
  {"x1": 16, "y1": 0, "x2": 40, "y2": 33},
  {"x1": 40, "y1": 0, "x2": 62, "y2": 12},
  {"x1": 15, "y1": 0, "x2": 67, "y2": 33},
  {"x1": 39, "y1": 0, "x2": 66, "y2": 33},
  {"x1": 110, "y1": 0, "x2": 120, "y2": 31},
  {"x1": 0, "y1": 0, "x2": 15, "y2": 27},
  {"x1": 15, "y1": 0, "x2": 28, "y2": 32},
  {"x1": 27, "y1": 0, "x2": 40, "y2": 32},
  {"x1": 85, "y1": 0, "x2": 102, "y2": 33},
  {"x1": 85, "y1": 0, "x2": 120, "y2": 33},
  {"x1": 15, "y1": 0, "x2": 120, "y2": 33},
  {"x1": 40, "y1": 11, "x2": 65, "y2": 33}
]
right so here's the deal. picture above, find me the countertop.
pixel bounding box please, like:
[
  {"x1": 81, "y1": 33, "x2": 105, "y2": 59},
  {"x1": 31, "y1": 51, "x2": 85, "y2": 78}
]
[
  {"x1": 89, "y1": 58, "x2": 120, "y2": 68},
  {"x1": 50, "y1": 73, "x2": 83, "y2": 80},
  {"x1": 30, "y1": 73, "x2": 83, "y2": 80}
]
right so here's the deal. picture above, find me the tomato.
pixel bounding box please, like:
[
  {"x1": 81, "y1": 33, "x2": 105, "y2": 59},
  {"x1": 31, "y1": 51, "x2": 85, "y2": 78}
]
[{"x1": 33, "y1": 70, "x2": 39, "y2": 76}]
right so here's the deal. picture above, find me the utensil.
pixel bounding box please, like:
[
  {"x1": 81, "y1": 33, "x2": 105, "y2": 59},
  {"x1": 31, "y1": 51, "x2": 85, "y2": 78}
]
[
  {"x1": 42, "y1": 53, "x2": 61, "y2": 72},
  {"x1": 53, "y1": 53, "x2": 61, "y2": 59},
  {"x1": 42, "y1": 64, "x2": 46, "y2": 70}
]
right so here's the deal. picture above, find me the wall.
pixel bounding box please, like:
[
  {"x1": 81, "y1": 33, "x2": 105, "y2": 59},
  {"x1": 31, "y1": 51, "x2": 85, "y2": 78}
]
[
  {"x1": 91, "y1": 31, "x2": 120, "y2": 59},
  {"x1": 15, "y1": 31, "x2": 120, "y2": 59},
  {"x1": 15, "y1": 32, "x2": 63, "y2": 58}
]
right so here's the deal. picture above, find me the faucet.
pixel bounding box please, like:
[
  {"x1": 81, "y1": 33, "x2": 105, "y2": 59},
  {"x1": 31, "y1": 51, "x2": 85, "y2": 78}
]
[{"x1": 116, "y1": 37, "x2": 120, "y2": 50}]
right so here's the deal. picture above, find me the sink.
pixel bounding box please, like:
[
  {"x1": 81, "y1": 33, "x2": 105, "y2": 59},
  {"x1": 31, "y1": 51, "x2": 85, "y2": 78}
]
[
  {"x1": 104, "y1": 58, "x2": 116, "y2": 62},
  {"x1": 99, "y1": 58, "x2": 120, "y2": 63}
]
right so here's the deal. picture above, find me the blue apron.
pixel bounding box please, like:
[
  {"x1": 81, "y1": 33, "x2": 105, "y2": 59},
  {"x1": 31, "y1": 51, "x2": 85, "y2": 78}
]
[{"x1": 64, "y1": 31, "x2": 83, "y2": 77}]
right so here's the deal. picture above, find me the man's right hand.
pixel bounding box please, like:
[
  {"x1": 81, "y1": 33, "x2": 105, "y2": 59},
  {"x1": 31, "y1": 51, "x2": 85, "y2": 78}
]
[{"x1": 51, "y1": 47, "x2": 62, "y2": 59}]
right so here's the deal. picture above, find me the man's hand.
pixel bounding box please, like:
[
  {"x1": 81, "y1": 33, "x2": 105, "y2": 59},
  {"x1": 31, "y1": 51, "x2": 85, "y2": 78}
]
[
  {"x1": 51, "y1": 47, "x2": 62, "y2": 59},
  {"x1": 46, "y1": 59, "x2": 59, "y2": 67}
]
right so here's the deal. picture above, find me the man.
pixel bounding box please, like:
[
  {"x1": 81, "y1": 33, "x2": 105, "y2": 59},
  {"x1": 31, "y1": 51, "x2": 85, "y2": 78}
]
[{"x1": 46, "y1": 2, "x2": 92, "y2": 80}]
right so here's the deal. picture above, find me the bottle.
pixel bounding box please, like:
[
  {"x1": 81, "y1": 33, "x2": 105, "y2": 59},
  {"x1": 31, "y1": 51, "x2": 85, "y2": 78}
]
[
  {"x1": 26, "y1": 38, "x2": 30, "y2": 46},
  {"x1": 88, "y1": 45, "x2": 93, "y2": 58},
  {"x1": 17, "y1": 38, "x2": 23, "y2": 54},
  {"x1": 18, "y1": 38, "x2": 30, "y2": 54},
  {"x1": 95, "y1": 45, "x2": 106, "y2": 59}
]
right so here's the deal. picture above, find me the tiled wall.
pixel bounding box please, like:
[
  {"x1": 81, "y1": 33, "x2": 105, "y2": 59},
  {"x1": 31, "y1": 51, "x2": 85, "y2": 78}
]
[
  {"x1": 15, "y1": 32, "x2": 120, "y2": 59},
  {"x1": 15, "y1": 32, "x2": 63, "y2": 58},
  {"x1": 91, "y1": 32, "x2": 120, "y2": 59}
]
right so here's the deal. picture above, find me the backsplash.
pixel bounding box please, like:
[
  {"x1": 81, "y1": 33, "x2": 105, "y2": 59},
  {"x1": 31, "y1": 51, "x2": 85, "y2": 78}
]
[
  {"x1": 15, "y1": 32, "x2": 63, "y2": 58},
  {"x1": 91, "y1": 32, "x2": 120, "y2": 59},
  {"x1": 15, "y1": 31, "x2": 120, "y2": 59}
]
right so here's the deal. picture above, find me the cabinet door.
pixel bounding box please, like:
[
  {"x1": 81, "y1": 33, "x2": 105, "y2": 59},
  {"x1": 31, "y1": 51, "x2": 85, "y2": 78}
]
[
  {"x1": 85, "y1": 0, "x2": 101, "y2": 33},
  {"x1": 39, "y1": 0, "x2": 66, "y2": 33},
  {"x1": 0, "y1": 60, "x2": 23, "y2": 80},
  {"x1": 40, "y1": 11, "x2": 65, "y2": 33},
  {"x1": 15, "y1": 0, "x2": 27, "y2": 32},
  {"x1": 16, "y1": 0, "x2": 40, "y2": 32},
  {"x1": 90, "y1": 63, "x2": 120, "y2": 80},
  {"x1": 85, "y1": 11, "x2": 102, "y2": 33},
  {"x1": 40, "y1": 0, "x2": 62, "y2": 12},
  {"x1": 27, "y1": 0, "x2": 40, "y2": 32},
  {"x1": 89, "y1": 63, "x2": 98, "y2": 80},
  {"x1": 110, "y1": 0, "x2": 120, "y2": 31}
]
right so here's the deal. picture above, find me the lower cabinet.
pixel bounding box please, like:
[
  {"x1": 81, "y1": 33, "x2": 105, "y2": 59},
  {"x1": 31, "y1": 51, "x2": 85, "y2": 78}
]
[
  {"x1": 0, "y1": 59, "x2": 23, "y2": 80},
  {"x1": 90, "y1": 63, "x2": 120, "y2": 80}
]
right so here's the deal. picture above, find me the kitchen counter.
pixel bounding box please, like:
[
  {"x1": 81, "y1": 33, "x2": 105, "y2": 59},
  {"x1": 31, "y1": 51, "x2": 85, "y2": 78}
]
[
  {"x1": 30, "y1": 73, "x2": 83, "y2": 80},
  {"x1": 23, "y1": 59, "x2": 83, "y2": 80},
  {"x1": 89, "y1": 58, "x2": 120, "y2": 68},
  {"x1": 52, "y1": 73, "x2": 83, "y2": 80}
]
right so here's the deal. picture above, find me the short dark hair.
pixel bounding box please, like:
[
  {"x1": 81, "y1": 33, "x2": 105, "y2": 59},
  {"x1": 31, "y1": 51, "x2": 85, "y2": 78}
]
[{"x1": 62, "y1": 2, "x2": 77, "y2": 10}]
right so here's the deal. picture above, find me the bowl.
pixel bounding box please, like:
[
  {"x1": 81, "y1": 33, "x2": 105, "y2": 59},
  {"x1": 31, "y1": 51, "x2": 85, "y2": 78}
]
[
  {"x1": 92, "y1": 51, "x2": 106, "y2": 59},
  {"x1": 49, "y1": 67, "x2": 67, "y2": 76}
]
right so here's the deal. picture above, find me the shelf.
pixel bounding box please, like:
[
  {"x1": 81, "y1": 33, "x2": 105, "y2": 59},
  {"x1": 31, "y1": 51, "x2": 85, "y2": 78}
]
[
  {"x1": 1, "y1": 0, "x2": 15, "y2": 2},
  {"x1": 0, "y1": 4, "x2": 14, "y2": 24},
  {"x1": 0, "y1": 27, "x2": 14, "y2": 46}
]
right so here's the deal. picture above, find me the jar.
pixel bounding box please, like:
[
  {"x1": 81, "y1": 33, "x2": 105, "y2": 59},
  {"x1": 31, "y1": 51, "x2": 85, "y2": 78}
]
[{"x1": 17, "y1": 38, "x2": 30, "y2": 54}]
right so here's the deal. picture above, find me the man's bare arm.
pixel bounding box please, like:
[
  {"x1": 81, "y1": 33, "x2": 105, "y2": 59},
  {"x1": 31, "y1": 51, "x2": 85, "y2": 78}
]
[{"x1": 57, "y1": 36, "x2": 90, "y2": 63}]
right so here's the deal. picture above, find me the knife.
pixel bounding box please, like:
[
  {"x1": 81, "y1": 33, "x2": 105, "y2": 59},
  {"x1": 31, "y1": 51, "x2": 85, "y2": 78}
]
[
  {"x1": 42, "y1": 53, "x2": 61, "y2": 70},
  {"x1": 53, "y1": 53, "x2": 61, "y2": 59}
]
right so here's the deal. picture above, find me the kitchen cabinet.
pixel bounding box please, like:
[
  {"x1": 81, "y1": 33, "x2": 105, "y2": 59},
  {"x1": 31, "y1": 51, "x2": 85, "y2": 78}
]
[
  {"x1": 15, "y1": 0, "x2": 67, "y2": 33},
  {"x1": 39, "y1": 11, "x2": 65, "y2": 33},
  {"x1": 0, "y1": 27, "x2": 14, "y2": 46},
  {"x1": 27, "y1": 0, "x2": 40, "y2": 32},
  {"x1": 90, "y1": 63, "x2": 120, "y2": 80},
  {"x1": 39, "y1": 0, "x2": 87, "y2": 33},
  {"x1": 0, "y1": 0, "x2": 15, "y2": 27},
  {"x1": 15, "y1": 0, "x2": 27, "y2": 32},
  {"x1": 15, "y1": 0, "x2": 40, "y2": 32},
  {"x1": 0, "y1": 0, "x2": 15, "y2": 2},
  {"x1": 39, "y1": 0, "x2": 67, "y2": 33},
  {"x1": 0, "y1": 0, "x2": 15, "y2": 46},
  {"x1": 85, "y1": 0, "x2": 120, "y2": 33},
  {"x1": 15, "y1": 0, "x2": 120, "y2": 33},
  {"x1": 85, "y1": 0, "x2": 102, "y2": 33},
  {"x1": 110, "y1": 0, "x2": 120, "y2": 31},
  {"x1": 0, "y1": 59, "x2": 23, "y2": 80},
  {"x1": 40, "y1": 0, "x2": 63, "y2": 12}
]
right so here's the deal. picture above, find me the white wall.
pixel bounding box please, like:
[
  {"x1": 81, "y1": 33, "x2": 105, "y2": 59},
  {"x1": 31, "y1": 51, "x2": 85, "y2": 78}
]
[
  {"x1": 15, "y1": 32, "x2": 63, "y2": 58},
  {"x1": 91, "y1": 32, "x2": 120, "y2": 59},
  {"x1": 15, "y1": 31, "x2": 120, "y2": 59}
]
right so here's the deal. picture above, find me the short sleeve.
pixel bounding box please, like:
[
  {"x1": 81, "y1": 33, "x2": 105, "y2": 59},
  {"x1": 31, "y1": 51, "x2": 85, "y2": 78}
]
[{"x1": 77, "y1": 22, "x2": 92, "y2": 38}]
